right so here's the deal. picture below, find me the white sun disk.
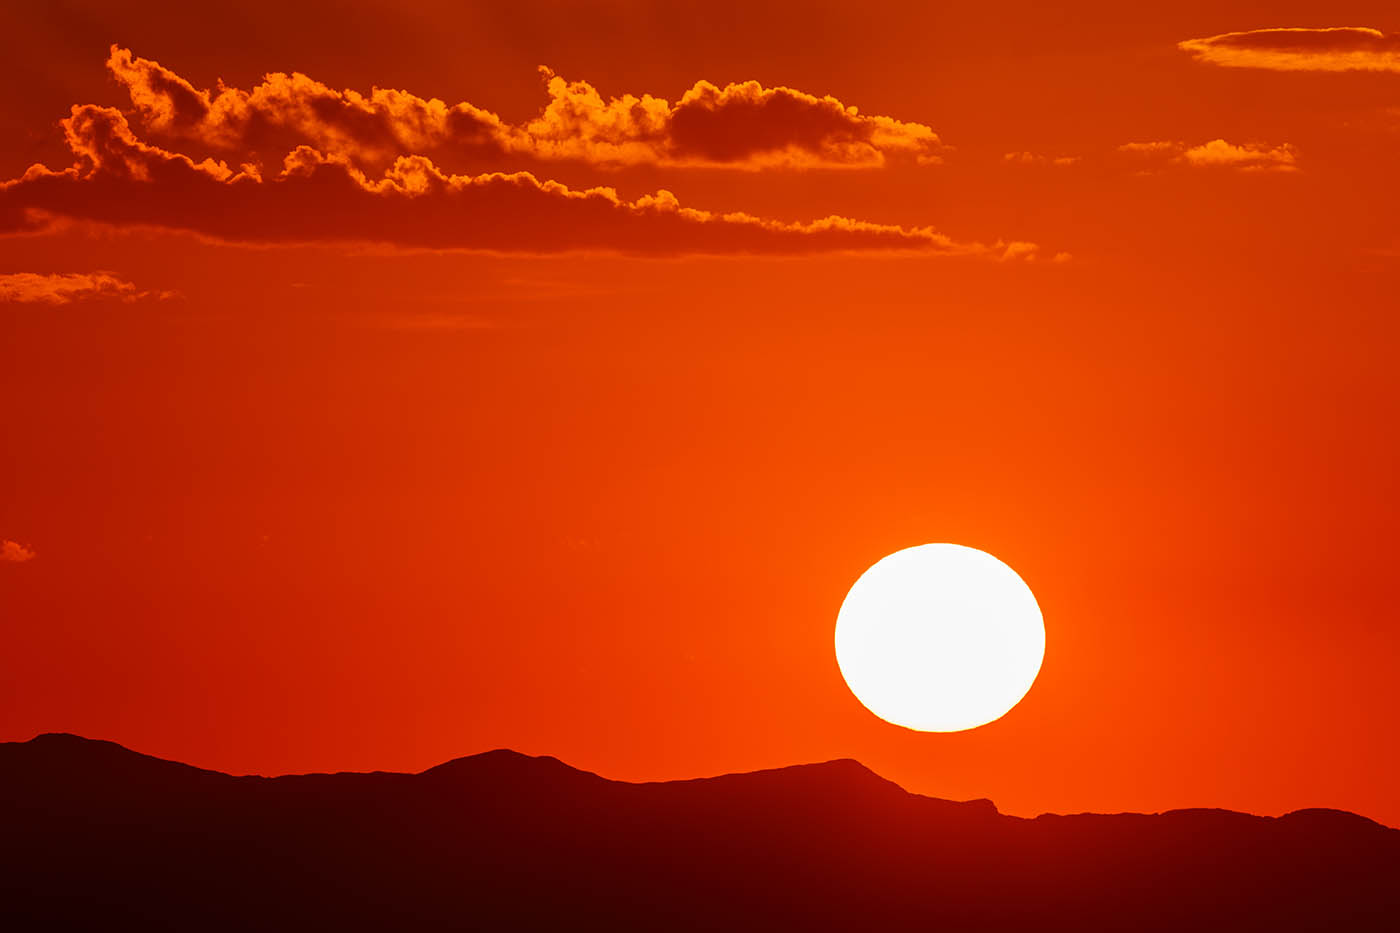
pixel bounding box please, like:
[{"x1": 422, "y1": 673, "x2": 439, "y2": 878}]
[{"x1": 834, "y1": 544, "x2": 1045, "y2": 732}]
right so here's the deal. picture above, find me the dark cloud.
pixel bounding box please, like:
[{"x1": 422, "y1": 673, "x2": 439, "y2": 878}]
[
  {"x1": 1, "y1": 106, "x2": 1033, "y2": 257},
  {"x1": 1179, "y1": 27, "x2": 1400, "y2": 73},
  {"x1": 108, "y1": 47, "x2": 944, "y2": 171}
]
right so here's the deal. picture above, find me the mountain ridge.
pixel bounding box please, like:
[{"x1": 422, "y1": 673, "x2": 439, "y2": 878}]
[
  {"x1": 3, "y1": 732, "x2": 1396, "y2": 931},
  {"x1": 11, "y1": 731, "x2": 1384, "y2": 828}
]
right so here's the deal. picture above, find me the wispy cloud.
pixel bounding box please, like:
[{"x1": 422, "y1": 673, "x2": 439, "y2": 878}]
[
  {"x1": 1118, "y1": 139, "x2": 1299, "y2": 172},
  {"x1": 1002, "y1": 151, "x2": 1080, "y2": 167},
  {"x1": 0, "y1": 271, "x2": 171, "y2": 304},
  {"x1": 1179, "y1": 27, "x2": 1400, "y2": 73}
]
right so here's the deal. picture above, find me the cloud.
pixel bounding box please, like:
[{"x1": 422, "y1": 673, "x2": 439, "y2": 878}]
[
  {"x1": 1179, "y1": 27, "x2": 1400, "y2": 73},
  {"x1": 0, "y1": 271, "x2": 169, "y2": 304},
  {"x1": 0, "y1": 106, "x2": 1030, "y2": 257},
  {"x1": 1178, "y1": 139, "x2": 1299, "y2": 171},
  {"x1": 526, "y1": 69, "x2": 943, "y2": 169},
  {"x1": 1118, "y1": 139, "x2": 1299, "y2": 172},
  {"x1": 107, "y1": 47, "x2": 944, "y2": 171},
  {"x1": 107, "y1": 47, "x2": 511, "y2": 169},
  {"x1": 1002, "y1": 151, "x2": 1080, "y2": 167},
  {"x1": 1116, "y1": 141, "x2": 1181, "y2": 156},
  {"x1": 1, "y1": 540, "x2": 36, "y2": 562}
]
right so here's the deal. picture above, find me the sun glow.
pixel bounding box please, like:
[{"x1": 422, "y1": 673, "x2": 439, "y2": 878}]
[{"x1": 834, "y1": 544, "x2": 1045, "y2": 732}]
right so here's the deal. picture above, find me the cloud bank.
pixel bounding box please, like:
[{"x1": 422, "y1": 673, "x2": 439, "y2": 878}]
[
  {"x1": 108, "y1": 47, "x2": 944, "y2": 171},
  {"x1": 1179, "y1": 27, "x2": 1400, "y2": 73},
  {"x1": 0, "y1": 106, "x2": 1031, "y2": 257}
]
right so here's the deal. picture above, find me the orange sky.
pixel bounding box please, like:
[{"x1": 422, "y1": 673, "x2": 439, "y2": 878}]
[{"x1": 2, "y1": 0, "x2": 1398, "y2": 827}]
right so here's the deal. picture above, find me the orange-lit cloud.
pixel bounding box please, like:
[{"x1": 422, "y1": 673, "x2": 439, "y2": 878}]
[
  {"x1": 0, "y1": 271, "x2": 167, "y2": 304},
  {"x1": 0, "y1": 106, "x2": 1025, "y2": 257},
  {"x1": 1179, "y1": 27, "x2": 1400, "y2": 73},
  {"x1": 1002, "y1": 151, "x2": 1080, "y2": 167},
  {"x1": 527, "y1": 69, "x2": 942, "y2": 168},
  {"x1": 1179, "y1": 139, "x2": 1299, "y2": 171},
  {"x1": 1, "y1": 540, "x2": 36, "y2": 562},
  {"x1": 107, "y1": 47, "x2": 510, "y2": 170},
  {"x1": 1118, "y1": 139, "x2": 1299, "y2": 172},
  {"x1": 108, "y1": 47, "x2": 943, "y2": 171}
]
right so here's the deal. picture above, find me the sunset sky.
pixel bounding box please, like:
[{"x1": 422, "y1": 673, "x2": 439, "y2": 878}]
[{"x1": 3, "y1": 0, "x2": 1398, "y2": 827}]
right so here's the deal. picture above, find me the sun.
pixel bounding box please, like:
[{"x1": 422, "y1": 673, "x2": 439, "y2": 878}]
[{"x1": 834, "y1": 544, "x2": 1045, "y2": 732}]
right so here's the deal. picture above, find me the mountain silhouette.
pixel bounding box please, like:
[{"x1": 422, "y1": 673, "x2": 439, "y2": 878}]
[{"x1": 2, "y1": 733, "x2": 1395, "y2": 931}]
